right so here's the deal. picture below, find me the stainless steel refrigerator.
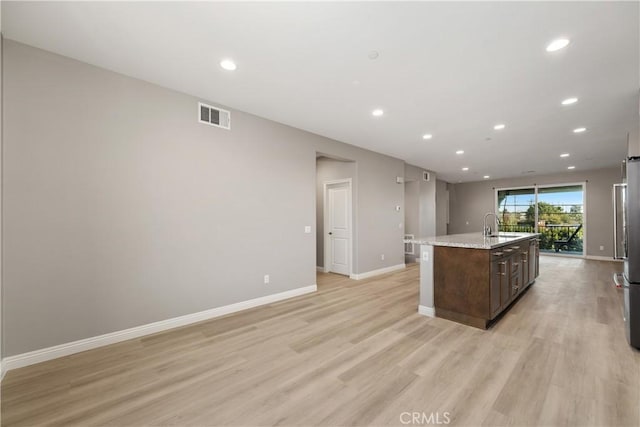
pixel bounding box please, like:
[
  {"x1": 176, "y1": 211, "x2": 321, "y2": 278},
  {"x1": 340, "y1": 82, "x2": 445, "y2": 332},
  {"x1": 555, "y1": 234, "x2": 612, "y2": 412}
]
[{"x1": 613, "y1": 157, "x2": 640, "y2": 348}]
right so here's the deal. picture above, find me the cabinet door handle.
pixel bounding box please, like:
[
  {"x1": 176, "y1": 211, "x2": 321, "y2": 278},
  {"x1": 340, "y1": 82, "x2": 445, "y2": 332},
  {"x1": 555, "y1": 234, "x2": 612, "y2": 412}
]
[
  {"x1": 513, "y1": 262, "x2": 519, "y2": 267},
  {"x1": 511, "y1": 246, "x2": 520, "y2": 250},
  {"x1": 522, "y1": 259, "x2": 528, "y2": 263},
  {"x1": 497, "y1": 262, "x2": 506, "y2": 276}
]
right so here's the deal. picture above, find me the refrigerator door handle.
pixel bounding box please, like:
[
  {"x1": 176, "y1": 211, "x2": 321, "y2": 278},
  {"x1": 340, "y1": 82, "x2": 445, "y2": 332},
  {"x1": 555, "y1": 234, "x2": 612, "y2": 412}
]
[{"x1": 613, "y1": 183, "x2": 627, "y2": 260}]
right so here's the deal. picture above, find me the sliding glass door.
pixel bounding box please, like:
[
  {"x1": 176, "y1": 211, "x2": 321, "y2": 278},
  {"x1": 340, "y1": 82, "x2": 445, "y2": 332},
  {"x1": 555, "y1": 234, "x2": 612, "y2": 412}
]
[{"x1": 496, "y1": 183, "x2": 585, "y2": 256}]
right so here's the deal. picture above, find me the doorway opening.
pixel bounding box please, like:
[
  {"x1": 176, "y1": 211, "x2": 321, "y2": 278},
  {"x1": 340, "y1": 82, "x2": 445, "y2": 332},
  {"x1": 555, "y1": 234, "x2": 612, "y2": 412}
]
[{"x1": 316, "y1": 155, "x2": 355, "y2": 276}]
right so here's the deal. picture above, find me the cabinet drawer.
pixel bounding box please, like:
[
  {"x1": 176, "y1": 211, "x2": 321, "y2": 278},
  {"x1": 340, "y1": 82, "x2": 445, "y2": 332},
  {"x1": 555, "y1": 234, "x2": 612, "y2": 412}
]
[{"x1": 491, "y1": 250, "x2": 509, "y2": 260}]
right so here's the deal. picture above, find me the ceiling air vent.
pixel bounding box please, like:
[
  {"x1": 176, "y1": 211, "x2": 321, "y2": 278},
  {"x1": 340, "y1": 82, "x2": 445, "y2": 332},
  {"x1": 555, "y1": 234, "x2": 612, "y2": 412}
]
[
  {"x1": 423, "y1": 171, "x2": 430, "y2": 181},
  {"x1": 198, "y1": 102, "x2": 230, "y2": 130}
]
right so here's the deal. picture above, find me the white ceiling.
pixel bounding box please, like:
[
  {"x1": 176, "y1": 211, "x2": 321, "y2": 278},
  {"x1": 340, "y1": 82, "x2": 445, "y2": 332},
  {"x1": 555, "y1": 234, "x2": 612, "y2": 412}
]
[{"x1": 3, "y1": 1, "x2": 639, "y2": 182}]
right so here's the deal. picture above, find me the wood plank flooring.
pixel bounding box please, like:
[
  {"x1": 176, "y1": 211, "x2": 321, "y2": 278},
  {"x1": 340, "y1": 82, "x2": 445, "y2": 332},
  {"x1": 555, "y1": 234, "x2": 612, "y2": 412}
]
[{"x1": 2, "y1": 256, "x2": 639, "y2": 426}]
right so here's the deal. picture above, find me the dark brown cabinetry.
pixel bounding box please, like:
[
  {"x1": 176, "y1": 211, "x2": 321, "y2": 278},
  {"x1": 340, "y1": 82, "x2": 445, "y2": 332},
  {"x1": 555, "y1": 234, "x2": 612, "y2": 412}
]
[
  {"x1": 490, "y1": 251, "x2": 509, "y2": 317},
  {"x1": 434, "y1": 237, "x2": 539, "y2": 329},
  {"x1": 520, "y1": 246, "x2": 529, "y2": 289},
  {"x1": 529, "y1": 239, "x2": 540, "y2": 281},
  {"x1": 528, "y1": 238, "x2": 538, "y2": 284}
]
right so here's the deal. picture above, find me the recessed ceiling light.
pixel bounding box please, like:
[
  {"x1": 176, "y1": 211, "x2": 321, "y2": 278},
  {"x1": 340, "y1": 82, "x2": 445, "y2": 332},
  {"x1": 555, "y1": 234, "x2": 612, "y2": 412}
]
[
  {"x1": 494, "y1": 124, "x2": 506, "y2": 130},
  {"x1": 456, "y1": 150, "x2": 464, "y2": 155},
  {"x1": 462, "y1": 167, "x2": 469, "y2": 171},
  {"x1": 372, "y1": 109, "x2": 384, "y2": 117},
  {"x1": 573, "y1": 127, "x2": 586, "y2": 133},
  {"x1": 546, "y1": 38, "x2": 570, "y2": 52},
  {"x1": 220, "y1": 59, "x2": 237, "y2": 71},
  {"x1": 560, "y1": 153, "x2": 570, "y2": 158},
  {"x1": 567, "y1": 166, "x2": 576, "y2": 170},
  {"x1": 368, "y1": 51, "x2": 379, "y2": 60},
  {"x1": 561, "y1": 97, "x2": 578, "y2": 105},
  {"x1": 483, "y1": 175, "x2": 490, "y2": 179},
  {"x1": 422, "y1": 134, "x2": 433, "y2": 140}
]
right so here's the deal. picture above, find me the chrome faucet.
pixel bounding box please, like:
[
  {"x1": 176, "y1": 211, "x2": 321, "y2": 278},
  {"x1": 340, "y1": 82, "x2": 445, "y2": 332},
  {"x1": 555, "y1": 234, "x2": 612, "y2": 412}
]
[{"x1": 483, "y1": 212, "x2": 501, "y2": 236}]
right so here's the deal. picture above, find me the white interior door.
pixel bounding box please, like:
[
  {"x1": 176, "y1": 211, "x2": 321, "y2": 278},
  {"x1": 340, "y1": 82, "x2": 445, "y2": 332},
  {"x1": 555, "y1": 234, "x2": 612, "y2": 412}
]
[{"x1": 326, "y1": 182, "x2": 351, "y2": 275}]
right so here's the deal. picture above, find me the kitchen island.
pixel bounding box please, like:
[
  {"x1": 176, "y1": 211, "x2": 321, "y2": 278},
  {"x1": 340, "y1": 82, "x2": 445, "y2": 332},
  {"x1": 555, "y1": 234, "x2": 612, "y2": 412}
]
[{"x1": 407, "y1": 232, "x2": 540, "y2": 329}]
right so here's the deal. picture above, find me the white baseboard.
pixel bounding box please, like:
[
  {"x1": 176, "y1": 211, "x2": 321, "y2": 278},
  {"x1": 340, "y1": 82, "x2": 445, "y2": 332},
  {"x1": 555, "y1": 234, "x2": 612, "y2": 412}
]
[
  {"x1": 418, "y1": 305, "x2": 435, "y2": 318},
  {"x1": 540, "y1": 252, "x2": 582, "y2": 259},
  {"x1": 584, "y1": 255, "x2": 623, "y2": 262},
  {"x1": 349, "y1": 263, "x2": 406, "y2": 280},
  {"x1": 2, "y1": 284, "x2": 317, "y2": 373},
  {"x1": 316, "y1": 266, "x2": 326, "y2": 272},
  {"x1": 0, "y1": 360, "x2": 5, "y2": 382}
]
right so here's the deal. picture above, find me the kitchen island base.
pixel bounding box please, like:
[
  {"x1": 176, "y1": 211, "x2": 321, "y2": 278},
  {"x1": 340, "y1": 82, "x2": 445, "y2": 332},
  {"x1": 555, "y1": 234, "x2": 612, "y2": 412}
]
[
  {"x1": 433, "y1": 238, "x2": 539, "y2": 329},
  {"x1": 435, "y1": 307, "x2": 490, "y2": 329}
]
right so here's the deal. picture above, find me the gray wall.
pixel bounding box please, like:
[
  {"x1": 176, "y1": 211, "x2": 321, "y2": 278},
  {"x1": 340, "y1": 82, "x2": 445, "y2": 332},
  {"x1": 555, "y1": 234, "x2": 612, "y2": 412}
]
[
  {"x1": 435, "y1": 179, "x2": 448, "y2": 236},
  {"x1": 315, "y1": 157, "x2": 356, "y2": 269},
  {"x1": 630, "y1": 132, "x2": 639, "y2": 157},
  {"x1": 412, "y1": 171, "x2": 439, "y2": 311},
  {"x1": 629, "y1": 112, "x2": 640, "y2": 157},
  {"x1": 0, "y1": 30, "x2": 3, "y2": 366},
  {"x1": 448, "y1": 167, "x2": 622, "y2": 257},
  {"x1": 404, "y1": 164, "x2": 436, "y2": 240},
  {"x1": 3, "y1": 40, "x2": 405, "y2": 356}
]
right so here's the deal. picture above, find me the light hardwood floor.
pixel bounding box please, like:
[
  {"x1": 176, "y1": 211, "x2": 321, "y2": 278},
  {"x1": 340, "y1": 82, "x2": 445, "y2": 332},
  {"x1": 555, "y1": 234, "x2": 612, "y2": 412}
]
[{"x1": 2, "y1": 257, "x2": 639, "y2": 426}]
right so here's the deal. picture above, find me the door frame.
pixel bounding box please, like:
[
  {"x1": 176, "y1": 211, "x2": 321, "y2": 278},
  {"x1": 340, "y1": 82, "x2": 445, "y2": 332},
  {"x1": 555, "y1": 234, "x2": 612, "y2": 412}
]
[{"x1": 323, "y1": 178, "x2": 353, "y2": 275}]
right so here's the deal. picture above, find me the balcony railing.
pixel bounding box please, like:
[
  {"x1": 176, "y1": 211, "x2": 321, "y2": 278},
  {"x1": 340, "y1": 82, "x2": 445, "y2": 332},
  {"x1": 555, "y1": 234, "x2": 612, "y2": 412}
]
[{"x1": 500, "y1": 223, "x2": 583, "y2": 254}]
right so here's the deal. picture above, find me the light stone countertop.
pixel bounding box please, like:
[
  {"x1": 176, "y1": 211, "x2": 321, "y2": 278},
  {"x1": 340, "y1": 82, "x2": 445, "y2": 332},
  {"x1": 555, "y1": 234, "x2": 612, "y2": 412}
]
[{"x1": 405, "y1": 232, "x2": 540, "y2": 250}]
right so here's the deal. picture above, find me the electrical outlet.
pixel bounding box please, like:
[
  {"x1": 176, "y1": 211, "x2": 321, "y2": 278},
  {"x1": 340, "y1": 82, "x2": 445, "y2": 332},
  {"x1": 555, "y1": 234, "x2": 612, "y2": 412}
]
[
  {"x1": 264, "y1": 275, "x2": 270, "y2": 284},
  {"x1": 381, "y1": 254, "x2": 385, "y2": 261},
  {"x1": 423, "y1": 251, "x2": 429, "y2": 261},
  {"x1": 600, "y1": 245, "x2": 604, "y2": 251},
  {"x1": 304, "y1": 226, "x2": 311, "y2": 233}
]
